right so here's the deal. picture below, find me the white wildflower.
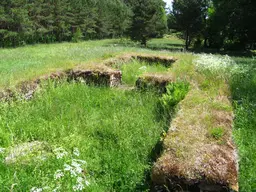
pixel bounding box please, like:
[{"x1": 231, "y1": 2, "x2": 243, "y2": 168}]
[
  {"x1": 54, "y1": 170, "x2": 64, "y2": 180},
  {"x1": 0, "y1": 148, "x2": 5, "y2": 154},
  {"x1": 71, "y1": 161, "x2": 82, "y2": 168},
  {"x1": 64, "y1": 163, "x2": 77, "y2": 177},
  {"x1": 72, "y1": 160, "x2": 84, "y2": 174},
  {"x1": 194, "y1": 54, "x2": 235, "y2": 74},
  {"x1": 53, "y1": 147, "x2": 68, "y2": 159},
  {"x1": 77, "y1": 177, "x2": 83, "y2": 183},
  {"x1": 73, "y1": 148, "x2": 80, "y2": 157},
  {"x1": 77, "y1": 176, "x2": 90, "y2": 187},
  {"x1": 64, "y1": 164, "x2": 72, "y2": 171},
  {"x1": 30, "y1": 187, "x2": 43, "y2": 192},
  {"x1": 73, "y1": 183, "x2": 84, "y2": 191}
]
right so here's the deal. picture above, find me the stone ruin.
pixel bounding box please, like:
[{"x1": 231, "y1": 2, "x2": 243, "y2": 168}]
[{"x1": 136, "y1": 73, "x2": 174, "y2": 93}]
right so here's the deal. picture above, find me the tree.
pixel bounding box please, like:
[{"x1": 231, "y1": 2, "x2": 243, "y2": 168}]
[
  {"x1": 0, "y1": 0, "x2": 33, "y2": 47},
  {"x1": 204, "y1": 0, "x2": 256, "y2": 50},
  {"x1": 129, "y1": 0, "x2": 167, "y2": 46},
  {"x1": 172, "y1": 0, "x2": 205, "y2": 50}
]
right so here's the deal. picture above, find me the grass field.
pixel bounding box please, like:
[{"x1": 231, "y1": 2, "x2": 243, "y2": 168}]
[
  {"x1": 231, "y1": 57, "x2": 256, "y2": 191},
  {"x1": 0, "y1": 84, "x2": 168, "y2": 191},
  {"x1": 0, "y1": 37, "x2": 255, "y2": 191},
  {"x1": 0, "y1": 37, "x2": 184, "y2": 89}
]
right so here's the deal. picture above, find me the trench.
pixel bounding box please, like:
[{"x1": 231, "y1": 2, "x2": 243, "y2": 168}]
[{"x1": 0, "y1": 56, "x2": 180, "y2": 191}]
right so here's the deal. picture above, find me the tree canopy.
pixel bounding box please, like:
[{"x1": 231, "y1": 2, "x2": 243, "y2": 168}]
[
  {"x1": 0, "y1": 0, "x2": 167, "y2": 47},
  {"x1": 129, "y1": 0, "x2": 167, "y2": 46},
  {"x1": 1, "y1": 0, "x2": 256, "y2": 50},
  {"x1": 169, "y1": 0, "x2": 256, "y2": 50}
]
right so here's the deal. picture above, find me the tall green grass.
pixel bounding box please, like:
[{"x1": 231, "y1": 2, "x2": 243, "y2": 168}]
[
  {"x1": 0, "y1": 38, "x2": 184, "y2": 89},
  {"x1": 121, "y1": 60, "x2": 169, "y2": 86},
  {"x1": 0, "y1": 83, "x2": 167, "y2": 191},
  {"x1": 231, "y1": 57, "x2": 256, "y2": 192}
]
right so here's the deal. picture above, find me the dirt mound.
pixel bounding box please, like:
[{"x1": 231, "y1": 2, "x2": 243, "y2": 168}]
[
  {"x1": 0, "y1": 66, "x2": 121, "y2": 101},
  {"x1": 136, "y1": 73, "x2": 174, "y2": 93},
  {"x1": 104, "y1": 53, "x2": 177, "y2": 68},
  {"x1": 151, "y1": 89, "x2": 239, "y2": 192}
]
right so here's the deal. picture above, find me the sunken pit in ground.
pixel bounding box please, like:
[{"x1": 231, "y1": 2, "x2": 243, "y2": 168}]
[{"x1": 0, "y1": 54, "x2": 238, "y2": 192}]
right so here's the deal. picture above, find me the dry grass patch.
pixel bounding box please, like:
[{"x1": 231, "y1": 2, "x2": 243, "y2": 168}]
[{"x1": 136, "y1": 73, "x2": 174, "y2": 93}]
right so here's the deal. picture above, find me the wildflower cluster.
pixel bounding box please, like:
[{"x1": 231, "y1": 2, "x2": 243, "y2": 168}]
[
  {"x1": 194, "y1": 54, "x2": 237, "y2": 77},
  {"x1": 0, "y1": 148, "x2": 5, "y2": 154},
  {"x1": 31, "y1": 147, "x2": 90, "y2": 192},
  {"x1": 53, "y1": 147, "x2": 69, "y2": 159}
]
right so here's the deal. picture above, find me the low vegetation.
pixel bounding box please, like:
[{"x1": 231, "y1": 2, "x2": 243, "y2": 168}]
[
  {"x1": 231, "y1": 57, "x2": 256, "y2": 191},
  {"x1": 120, "y1": 59, "x2": 169, "y2": 86},
  {"x1": 0, "y1": 37, "x2": 255, "y2": 191},
  {"x1": 0, "y1": 83, "x2": 165, "y2": 191}
]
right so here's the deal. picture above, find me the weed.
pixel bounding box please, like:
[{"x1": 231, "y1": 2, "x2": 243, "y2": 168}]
[
  {"x1": 159, "y1": 82, "x2": 189, "y2": 108},
  {"x1": 209, "y1": 127, "x2": 224, "y2": 140},
  {"x1": 158, "y1": 82, "x2": 189, "y2": 121}
]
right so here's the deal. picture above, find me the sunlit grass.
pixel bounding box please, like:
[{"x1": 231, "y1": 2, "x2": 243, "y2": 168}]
[
  {"x1": 121, "y1": 60, "x2": 169, "y2": 85},
  {"x1": 0, "y1": 83, "x2": 167, "y2": 191},
  {"x1": 231, "y1": 57, "x2": 256, "y2": 192},
  {"x1": 0, "y1": 37, "x2": 255, "y2": 191},
  {"x1": 0, "y1": 38, "x2": 184, "y2": 88}
]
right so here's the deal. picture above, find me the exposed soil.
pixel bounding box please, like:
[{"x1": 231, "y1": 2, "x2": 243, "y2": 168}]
[{"x1": 151, "y1": 89, "x2": 239, "y2": 192}]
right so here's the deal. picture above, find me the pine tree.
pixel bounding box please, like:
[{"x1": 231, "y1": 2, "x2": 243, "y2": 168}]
[
  {"x1": 172, "y1": 0, "x2": 205, "y2": 50},
  {"x1": 129, "y1": 0, "x2": 167, "y2": 46}
]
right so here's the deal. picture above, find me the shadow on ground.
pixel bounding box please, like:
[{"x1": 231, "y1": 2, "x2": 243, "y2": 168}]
[
  {"x1": 104, "y1": 39, "x2": 185, "y2": 52},
  {"x1": 192, "y1": 47, "x2": 256, "y2": 57}
]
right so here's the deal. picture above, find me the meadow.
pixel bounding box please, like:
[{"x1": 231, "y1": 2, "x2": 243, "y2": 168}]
[
  {"x1": 231, "y1": 57, "x2": 256, "y2": 191},
  {"x1": 0, "y1": 37, "x2": 255, "y2": 191},
  {"x1": 0, "y1": 83, "x2": 167, "y2": 191}
]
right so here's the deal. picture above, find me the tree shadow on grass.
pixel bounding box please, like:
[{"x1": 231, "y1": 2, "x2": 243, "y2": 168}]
[
  {"x1": 192, "y1": 47, "x2": 256, "y2": 58},
  {"x1": 104, "y1": 40, "x2": 185, "y2": 52},
  {"x1": 146, "y1": 45, "x2": 184, "y2": 52}
]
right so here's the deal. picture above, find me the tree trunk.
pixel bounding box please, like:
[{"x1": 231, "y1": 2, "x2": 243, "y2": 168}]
[
  {"x1": 204, "y1": 37, "x2": 208, "y2": 48},
  {"x1": 185, "y1": 29, "x2": 189, "y2": 50},
  {"x1": 141, "y1": 37, "x2": 147, "y2": 47}
]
